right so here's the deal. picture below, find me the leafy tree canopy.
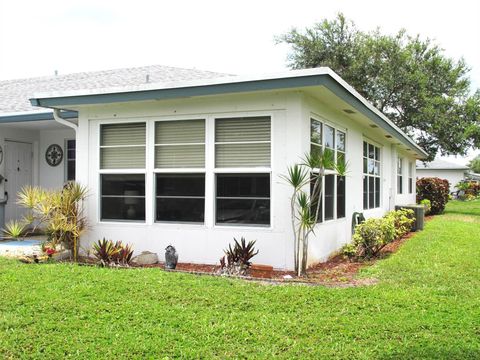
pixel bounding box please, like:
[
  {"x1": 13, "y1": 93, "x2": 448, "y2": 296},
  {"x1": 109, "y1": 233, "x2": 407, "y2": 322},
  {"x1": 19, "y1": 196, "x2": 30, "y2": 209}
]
[
  {"x1": 469, "y1": 155, "x2": 480, "y2": 173},
  {"x1": 277, "y1": 13, "x2": 480, "y2": 160}
]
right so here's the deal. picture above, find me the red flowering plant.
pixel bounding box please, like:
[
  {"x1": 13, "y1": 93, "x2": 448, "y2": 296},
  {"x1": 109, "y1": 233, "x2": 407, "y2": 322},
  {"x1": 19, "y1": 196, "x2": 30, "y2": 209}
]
[{"x1": 41, "y1": 241, "x2": 57, "y2": 257}]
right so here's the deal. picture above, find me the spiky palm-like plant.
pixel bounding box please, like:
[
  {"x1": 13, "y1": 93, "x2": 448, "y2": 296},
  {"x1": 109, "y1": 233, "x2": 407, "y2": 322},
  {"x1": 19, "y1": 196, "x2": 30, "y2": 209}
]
[
  {"x1": 17, "y1": 182, "x2": 88, "y2": 261},
  {"x1": 281, "y1": 148, "x2": 347, "y2": 276}
]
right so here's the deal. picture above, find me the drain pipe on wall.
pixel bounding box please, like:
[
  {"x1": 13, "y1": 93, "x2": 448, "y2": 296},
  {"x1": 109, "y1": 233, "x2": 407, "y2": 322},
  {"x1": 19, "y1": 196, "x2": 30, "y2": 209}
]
[{"x1": 53, "y1": 109, "x2": 78, "y2": 131}]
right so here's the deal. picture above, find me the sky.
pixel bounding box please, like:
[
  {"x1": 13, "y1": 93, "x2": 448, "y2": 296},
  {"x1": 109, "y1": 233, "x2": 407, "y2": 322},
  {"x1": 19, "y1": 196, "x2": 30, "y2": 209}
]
[{"x1": 0, "y1": 0, "x2": 479, "y2": 163}]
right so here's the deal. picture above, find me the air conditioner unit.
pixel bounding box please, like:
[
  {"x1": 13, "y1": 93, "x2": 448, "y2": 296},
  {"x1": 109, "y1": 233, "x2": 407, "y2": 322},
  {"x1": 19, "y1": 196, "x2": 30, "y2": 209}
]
[{"x1": 395, "y1": 204, "x2": 425, "y2": 231}]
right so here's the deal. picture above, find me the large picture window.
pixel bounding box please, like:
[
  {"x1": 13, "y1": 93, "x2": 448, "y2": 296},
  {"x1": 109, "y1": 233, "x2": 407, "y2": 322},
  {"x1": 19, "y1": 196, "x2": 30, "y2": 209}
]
[
  {"x1": 311, "y1": 118, "x2": 346, "y2": 222},
  {"x1": 363, "y1": 141, "x2": 381, "y2": 209},
  {"x1": 216, "y1": 173, "x2": 270, "y2": 225}
]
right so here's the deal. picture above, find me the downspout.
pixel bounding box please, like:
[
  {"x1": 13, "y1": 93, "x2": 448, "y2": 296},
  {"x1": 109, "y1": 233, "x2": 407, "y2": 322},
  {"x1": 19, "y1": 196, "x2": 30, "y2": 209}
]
[{"x1": 53, "y1": 109, "x2": 78, "y2": 131}]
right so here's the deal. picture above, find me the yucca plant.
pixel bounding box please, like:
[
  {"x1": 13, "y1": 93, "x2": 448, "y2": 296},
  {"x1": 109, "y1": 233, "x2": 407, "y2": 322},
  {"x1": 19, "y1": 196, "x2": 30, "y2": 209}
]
[
  {"x1": 281, "y1": 148, "x2": 348, "y2": 276},
  {"x1": 2, "y1": 220, "x2": 27, "y2": 239},
  {"x1": 16, "y1": 182, "x2": 88, "y2": 261}
]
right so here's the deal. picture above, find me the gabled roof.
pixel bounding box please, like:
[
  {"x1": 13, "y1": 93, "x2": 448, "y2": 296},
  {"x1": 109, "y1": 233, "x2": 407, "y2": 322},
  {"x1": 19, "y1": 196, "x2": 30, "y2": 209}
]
[
  {"x1": 28, "y1": 67, "x2": 428, "y2": 159},
  {"x1": 416, "y1": 159, "x2": 469, "y2": 170},
  {"x1": 0, "y1": 64, "x2": 226, "y2": 114}
]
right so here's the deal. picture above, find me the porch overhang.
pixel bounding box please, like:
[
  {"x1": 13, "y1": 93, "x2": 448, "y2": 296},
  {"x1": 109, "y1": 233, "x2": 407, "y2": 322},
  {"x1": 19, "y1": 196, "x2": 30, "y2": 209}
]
[{"x1": 0, "y1": 110, "x2": 78, "y2": 124}]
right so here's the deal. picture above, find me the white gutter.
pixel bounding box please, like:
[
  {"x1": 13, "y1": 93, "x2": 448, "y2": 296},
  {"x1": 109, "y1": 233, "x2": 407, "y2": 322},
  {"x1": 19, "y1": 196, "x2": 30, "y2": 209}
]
[{"x1": 53, "y1": 109, "x2": 77, "y2": 131}]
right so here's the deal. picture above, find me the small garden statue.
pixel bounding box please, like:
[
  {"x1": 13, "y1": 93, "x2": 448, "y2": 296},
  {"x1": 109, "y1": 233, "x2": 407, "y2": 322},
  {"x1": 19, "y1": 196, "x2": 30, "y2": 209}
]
[{"x1": 165, "y1": 245, "x2": 178, "y2": 269}]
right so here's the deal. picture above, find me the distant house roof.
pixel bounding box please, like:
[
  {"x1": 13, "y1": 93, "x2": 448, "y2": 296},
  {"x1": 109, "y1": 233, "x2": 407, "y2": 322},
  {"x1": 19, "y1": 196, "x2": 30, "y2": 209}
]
[
  {"x1": 0, "y1": 65, "x2": 226, "y2": 114},
  {"x1": 416, "y1": 159, "x2": 469, "y2": 170}
]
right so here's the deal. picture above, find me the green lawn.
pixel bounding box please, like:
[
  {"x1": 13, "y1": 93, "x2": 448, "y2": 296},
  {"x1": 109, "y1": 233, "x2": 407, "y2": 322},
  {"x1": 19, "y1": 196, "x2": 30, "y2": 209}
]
[{"x1": 1, "y1": 201, "x2": 480, "y2": 359}]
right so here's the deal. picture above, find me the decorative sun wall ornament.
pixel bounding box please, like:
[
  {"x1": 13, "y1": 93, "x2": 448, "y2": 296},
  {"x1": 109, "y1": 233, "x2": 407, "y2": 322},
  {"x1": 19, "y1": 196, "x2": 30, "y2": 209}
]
[{"x1": 45, "y1": 144, "x2": 63, "y2": 167}]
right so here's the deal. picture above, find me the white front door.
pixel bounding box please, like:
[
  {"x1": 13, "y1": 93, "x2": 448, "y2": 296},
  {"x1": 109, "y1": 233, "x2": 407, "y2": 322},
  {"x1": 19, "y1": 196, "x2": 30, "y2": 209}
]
[{"x1": 5, "y1": 141, "x2": 32, "y2": 223}]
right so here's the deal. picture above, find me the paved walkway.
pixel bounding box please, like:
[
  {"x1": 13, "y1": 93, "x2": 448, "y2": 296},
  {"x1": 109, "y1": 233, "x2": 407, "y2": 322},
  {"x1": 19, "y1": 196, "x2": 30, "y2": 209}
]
[{"x1": 0, "y1": 237, "x2": 46, "y2": 257}]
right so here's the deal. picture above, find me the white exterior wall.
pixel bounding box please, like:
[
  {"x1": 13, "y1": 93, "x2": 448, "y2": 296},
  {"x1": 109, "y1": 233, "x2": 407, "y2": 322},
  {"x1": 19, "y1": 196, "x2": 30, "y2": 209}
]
[
  {"x1": 416, "y1": 169, "x2": 466, "y2": 192},
  {"x1": 39, "y1": 129, "x2": 76, "y2": 189},
  {"x1": 302, "y1": 95, "x2": 417, "y2": 265},
  {"x1": 75, "y1": 91, "x2": 419, "y2": 270}
]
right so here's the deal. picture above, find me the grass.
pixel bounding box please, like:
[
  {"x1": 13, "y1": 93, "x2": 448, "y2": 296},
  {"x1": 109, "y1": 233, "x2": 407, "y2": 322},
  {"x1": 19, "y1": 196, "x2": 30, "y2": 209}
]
[{"x1": 1, "y1": 201, "x2": 480, "y2": 359}]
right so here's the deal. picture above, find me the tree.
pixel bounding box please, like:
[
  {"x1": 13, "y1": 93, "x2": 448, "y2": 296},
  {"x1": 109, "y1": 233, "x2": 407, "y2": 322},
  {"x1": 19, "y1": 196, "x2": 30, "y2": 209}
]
[
  {"x1": 277, "y1": 14, "x2": 480, "y2": 160},
  {"x1": 281, "y1": 149, "x2": 346, "y2": 276},
  {"x1": 469, "y1": 155, "x2": 480, "y2": 173}
]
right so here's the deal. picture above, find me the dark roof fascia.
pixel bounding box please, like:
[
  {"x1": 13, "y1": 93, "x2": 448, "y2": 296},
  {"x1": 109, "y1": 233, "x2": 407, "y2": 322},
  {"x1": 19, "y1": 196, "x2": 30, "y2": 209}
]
[
  {"x1": 29, "y1": 73, "x2": 427, "y2": 158},
  {"x1": 0, "y1": 110, "x2": 78, "y2": 123}
]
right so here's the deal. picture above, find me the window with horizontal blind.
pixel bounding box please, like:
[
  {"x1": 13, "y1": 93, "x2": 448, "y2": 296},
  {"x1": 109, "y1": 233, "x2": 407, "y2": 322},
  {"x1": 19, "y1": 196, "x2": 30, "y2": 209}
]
[
  {"x1": 397, "y1": 157, "x2": 403, "y2": 194},
  {"x1": 100, "y1": 123, "x2": 146, "y2": 169},
  {"x1": 215, "y1": 116, "x2": 271, "y2": 167},
  {"x1": 155, "y1": 120, "x2": 205, "y2": 168}
]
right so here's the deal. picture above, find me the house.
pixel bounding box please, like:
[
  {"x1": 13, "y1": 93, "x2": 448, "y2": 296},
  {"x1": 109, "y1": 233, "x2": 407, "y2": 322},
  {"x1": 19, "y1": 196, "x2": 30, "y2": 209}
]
[
  {"x1": 0, "y1": 65, "x2": 427, "y2": 269},
  {"x1": 416, "y1": 159, "x2": 470, "y2": 193}
]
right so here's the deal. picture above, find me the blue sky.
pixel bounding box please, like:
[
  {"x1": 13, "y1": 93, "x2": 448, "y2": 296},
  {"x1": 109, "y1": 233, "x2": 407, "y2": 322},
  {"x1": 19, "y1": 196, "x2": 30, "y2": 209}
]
[{"x1": 0, "y1": 0, "x2": 478, "y2": 162}]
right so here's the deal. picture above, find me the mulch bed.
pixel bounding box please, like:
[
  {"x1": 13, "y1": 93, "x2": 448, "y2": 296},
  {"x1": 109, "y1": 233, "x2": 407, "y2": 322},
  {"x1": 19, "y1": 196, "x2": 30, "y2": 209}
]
[{"x1": 23, "y1": 218, "x2": 432, "y2": 287}]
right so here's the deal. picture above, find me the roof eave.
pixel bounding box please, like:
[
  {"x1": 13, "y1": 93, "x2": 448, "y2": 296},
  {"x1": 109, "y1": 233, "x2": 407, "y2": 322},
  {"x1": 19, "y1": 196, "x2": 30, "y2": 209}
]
[{"x1": 29, "y1": 69, "x2": 428, "y2": 159}]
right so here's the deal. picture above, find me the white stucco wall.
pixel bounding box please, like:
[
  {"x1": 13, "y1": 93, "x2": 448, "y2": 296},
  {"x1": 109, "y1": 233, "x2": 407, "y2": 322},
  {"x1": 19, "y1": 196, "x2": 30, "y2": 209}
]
[
  {"x1": 74, "y1": 90, "x2": 419, "y2": 270},
  {"x1": 39, "y1": 129, "x2": 76, "y2": 189},
  {"x1": 416, "y1": 169, "x2": 466, "y2": 192}
]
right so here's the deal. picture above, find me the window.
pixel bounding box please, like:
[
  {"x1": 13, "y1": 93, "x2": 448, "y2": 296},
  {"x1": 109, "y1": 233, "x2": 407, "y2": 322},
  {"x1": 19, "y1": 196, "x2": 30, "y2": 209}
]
[
  {"x1": 408, "y1": 161, "x2": 413, "y2": 194},
  {"x1": 155, "y1": 120, "x2": 205, "y2": 168},
  {"x1": 101, "y1": 174, "x2": 145, "y2": 221},
  {"x1": 215, "y1": 116, "x2": 271, "y2": 226},
  {"x1": 100, "y1": 123, "x2": 146, "y2": 169},
  {"x1": 155, "y1": 119, "x2": 206, "y2": 223},
  {"x1": 397, "y1": 157, "x2": 403, "y2": 194},
  {"x1": 65, "y1": 139, "x2": 75, "y2": 181},
  {"x1": 310, "y1": 118, "x2": 346, "y2": 222},
  {"x1": 363, "y1": 141, "x2": 381, "y2": 209},
  {"x1": 215, "y1": 116, "x2": 270, "y2": 167},
  {"x1": 100, "y1": 123, "x2": 146, "y2": 222},
  {"x1": 156, "y1": 174, "x2": 205, "y2": 223},
  {"x1": 216, "y1": 173, "x2": 270, "y2": 225}
]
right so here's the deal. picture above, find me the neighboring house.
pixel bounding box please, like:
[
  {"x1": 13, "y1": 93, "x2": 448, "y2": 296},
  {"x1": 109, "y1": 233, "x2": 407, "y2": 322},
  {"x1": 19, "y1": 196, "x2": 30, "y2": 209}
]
[
  {"x1": 0, "y1": 65, "x2": 427, "y2": 270},
  {"x1": 416, "y1": 159, "x2": 470, "y2": 192}
]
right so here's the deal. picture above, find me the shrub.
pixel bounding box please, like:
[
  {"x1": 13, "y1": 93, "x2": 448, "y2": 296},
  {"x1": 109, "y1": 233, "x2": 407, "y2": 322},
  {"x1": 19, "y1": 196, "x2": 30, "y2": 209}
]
[
  {"x1": 91, "y1": 238, "x2": 134, "y2": 267},
  {"x1": 456, "y1": 181, "x2": 480, "y2": 199},
  {"x1": 345, "y1": 217, "x2": 395, "y2": 260},
  {"x1": 384, "y1": 209, "x2": 415, "y2": 240},
  {"x1": 419, "y1": 199, "x2": 432, "y2": 215},
  {"x1": 220, "y1": 237, "x2": 259, "y2": 275},
  {"x1": 416, "y1": 177, "x2": 450, "y2": 215}
]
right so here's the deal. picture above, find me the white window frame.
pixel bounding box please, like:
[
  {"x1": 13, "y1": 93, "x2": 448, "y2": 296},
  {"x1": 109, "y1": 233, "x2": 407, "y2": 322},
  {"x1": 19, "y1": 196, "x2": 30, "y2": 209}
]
[
  {"x1": 408, "y1": 160, "x2": 413, "y2": 194},
  {"x1": 363, "y1": 138, "x2": 382, "y2": 210},
  {"x1": 97, "y1": 118, "x2": 148, "y2": 225},
  {"x1": 397, "y1": 156, "x2": 404, "y2": 194},
  {"x1": 213, "y1": 113, "x2": 273, "y2": 228},
  {"x1": 310, "y1": 115, "x2": 347, "y2": 223},
  {"x1": 94, "y1": 111, "x2": 275, "y2": 230},
  {"x1": 153, "y1": 118, "x2": 207, "y2": 224},
  {"x1": 64, "y1": 138, "x2": 76, "y2": 182}
]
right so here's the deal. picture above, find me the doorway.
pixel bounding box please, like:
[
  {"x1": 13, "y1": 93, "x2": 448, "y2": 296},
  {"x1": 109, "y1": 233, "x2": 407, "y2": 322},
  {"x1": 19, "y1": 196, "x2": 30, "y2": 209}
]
[{"x1": 5, "y1": 140, "x2": 32, "y2": 223}]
